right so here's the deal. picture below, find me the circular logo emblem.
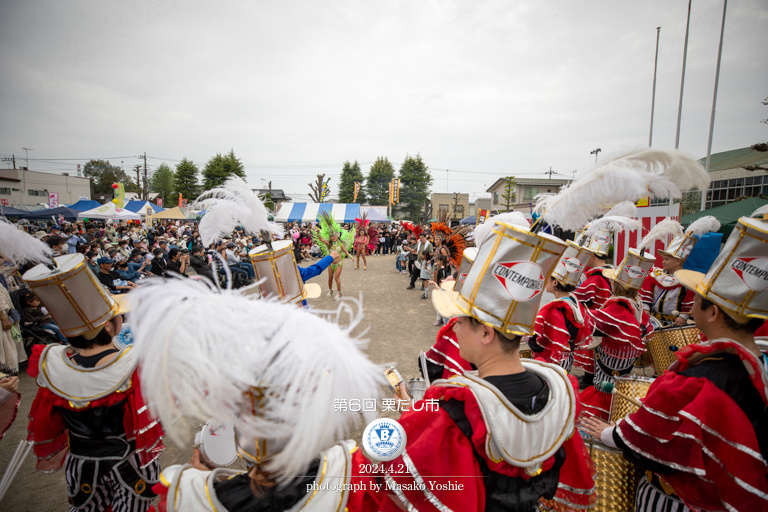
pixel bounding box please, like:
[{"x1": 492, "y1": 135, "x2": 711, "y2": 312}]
[
  {"x1": 98, "y1": 205, "x2": 110, "y2": 212},
  {"x1": 362, "y1": 418, "x2": 407, "y2": 462},
  {"x1": 731, "y1": 257, "x2": 768, "y2": 291},
  {"x1": 492, "y1": 261, "x2": 544, "y2": 302},
  {"x1": 593, "y1": 234, "x2": 610, "y2": 244},
  {"x1": 562, "y1": 257, "x2": 584, "y2": 274},
  {"x1": 658, "y1": 275, "x2": 678, "y2": 287},
  {"x1": 459, "y1": 273, "x2": 468, "y2": 283},
  {"x1": 623, "y1": 265, "x2": 646, "y2": 279}
]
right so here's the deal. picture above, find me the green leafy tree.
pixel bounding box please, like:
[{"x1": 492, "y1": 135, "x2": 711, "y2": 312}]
[
  {"x1": 338, "y1": 160, "x2": 367, "y2": 204},
  {"x1": 501, "y1": 176, "x2": 516, "y2": 212},
  {"x1": 83, "y1": 159, "x2": 134, "y2": 195},
  {"x1": 397, "y1": 153, "x2": 433, "y2": 222},
  {"x1": 174, "y1": 158, "x2": 200, "y2": 204},
  {"x1": 202, "y1": 149, "x2": 246, "y2": 190},
  {"x1": 149, "y1": 163, "x2": 175, "y2": 206},
  {"x1": 366, "y1": 156, "x2": 395, "y2": 205}
]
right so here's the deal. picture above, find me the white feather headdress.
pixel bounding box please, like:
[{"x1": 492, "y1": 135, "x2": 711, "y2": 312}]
[
  {"x1": 129, "y1": 277, "x2": 385, "y2": 482},
  {"x1": 536, "y1": 148, "x2": 708, "y2": 232},
  {"x1": 638, "y1": 218, "x2": 684, "y2": 250},
  {"x1": 473, "y1": 212, "x2": 529, "y2": 248},
  {"x1": 0, "y1": 220, "x2": 53, "y2": 264},
  {"x1": 685, "y1": 215, "x2": 721, "y2": 236},
  {"x1": 584, "y1": 201, "x2": 641, "y2": 237},
  {"x1": 195, "y1": 177, "x2": 282, "y2": 245}
]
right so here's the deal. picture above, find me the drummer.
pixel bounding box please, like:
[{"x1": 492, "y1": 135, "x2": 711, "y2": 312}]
[
  {"x1": 639, "y1": 216, "x2": 720, "y2": 326},
  {"x1": 578, "y1": 248, "x2": 654, "y2": 422},
  {"x1": 583, "y1": 216, "x2": 768, "y2": 511},
  {"x1": 22, "y1": 255, "x2": 165, "y2": 512},
  {"x1": 572, "y1": 224, "x2": 616, "y2": 389},
  {"x1": 528, "y1": 241, "x2": 595, "y2": 373}
]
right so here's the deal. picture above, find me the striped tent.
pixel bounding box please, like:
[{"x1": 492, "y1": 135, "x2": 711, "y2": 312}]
[
  {"x1": 615, "y1": 204, "x2": 682, "y2": 268},
  {"x1": 275, "y1": 203, "x2": 360, "y2": 224}
]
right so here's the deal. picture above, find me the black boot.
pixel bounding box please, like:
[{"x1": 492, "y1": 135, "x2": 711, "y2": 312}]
[{"x1": 578, "y1": 372, "x2": 594, "y2": 390}]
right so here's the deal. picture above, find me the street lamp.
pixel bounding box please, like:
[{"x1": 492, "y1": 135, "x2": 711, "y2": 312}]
[{"x1": 590, "y1": 148, "x2": 602, "y2": 163}]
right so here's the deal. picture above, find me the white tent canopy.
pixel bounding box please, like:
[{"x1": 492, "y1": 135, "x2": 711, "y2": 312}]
[{"x1": 77, "y1": 203, "x2": 141, "y2": 220}]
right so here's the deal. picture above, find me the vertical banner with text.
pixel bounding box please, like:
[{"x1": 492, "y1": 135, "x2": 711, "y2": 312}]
[{"x1": 48, "y1": 192, "x2": 59, "y2": 209}]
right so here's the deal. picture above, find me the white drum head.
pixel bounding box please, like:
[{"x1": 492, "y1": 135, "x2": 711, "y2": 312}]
[{"x1": 195, "y1": 420, "x2": 238, "y2": 468}]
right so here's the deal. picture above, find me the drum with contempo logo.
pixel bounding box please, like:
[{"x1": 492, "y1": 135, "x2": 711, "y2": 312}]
[
  {"x1": 646, "y1": 324, "x2": 701, "y2": 374},
  {"x1": 194, "y1": 419, "x2": 238, "y2": 468},
  {"x1": 248, "y1": 240, "x2": 315, "y2": 304},
  {"x1": 609, "y1": 375, "x2": 654, "y2": 423}
]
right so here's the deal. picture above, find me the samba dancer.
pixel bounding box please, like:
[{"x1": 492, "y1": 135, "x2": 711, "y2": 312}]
[
  {"x1": 312, "y1": 212, "x2": 354, "y2": 300},
  {"x1": 639, "y1": 216, "x2": 720, "y2": 326},
  {"x1": 583, "y1": 216, "x2": 768, "y2": 512},
  {"x1": 22, "y1": 256, "x2": 164, "y2": 512},
  {"x1": 353, "y1": 211, "x2": 376, "y2": 270}
]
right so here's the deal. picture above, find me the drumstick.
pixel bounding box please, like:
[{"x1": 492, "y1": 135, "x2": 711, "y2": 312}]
[{"x1": 596, "y1": 381, "x2": 643, "y2": 408}]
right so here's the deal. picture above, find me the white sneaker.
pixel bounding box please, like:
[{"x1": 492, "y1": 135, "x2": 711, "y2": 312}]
[
  {"x1": 334, "y1": 293, "x2": 342, "y2": 301},
  {"x1": 326, "y1": 290, "x2": 333, "y2": 297}
]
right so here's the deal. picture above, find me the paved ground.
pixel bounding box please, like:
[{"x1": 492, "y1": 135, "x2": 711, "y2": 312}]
[{"x1": 0, "y1": 253, "x2": 446, "y2": 511}]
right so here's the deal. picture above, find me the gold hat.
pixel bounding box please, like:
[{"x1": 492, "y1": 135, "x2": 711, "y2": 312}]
[
  {"x1": 551, "y1": 240, "x2": 595, "y2": 287},
  {"x1": 22, "y1": 254, "x2": 130, "y2": 339},
  {"x1": 676, "y1": 217, "x2": 768, "y2": 323},
  {"x1": 433, "y1": 220, "x2": 566, "y2": 336}
]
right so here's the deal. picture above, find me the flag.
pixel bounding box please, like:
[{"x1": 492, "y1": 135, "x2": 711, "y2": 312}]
[
  {"x1": 393, "y1": 179, "x2": 400, "y2": 204},
  {"x1": 388, "y1": 181, "x2": 393, "y2": 205},
  {"x1": 114, "y1": 185, "x2": 125, "y2": 208},
  {"x1": 353, "y1": 182, "x2": 360, "y2": 203}
]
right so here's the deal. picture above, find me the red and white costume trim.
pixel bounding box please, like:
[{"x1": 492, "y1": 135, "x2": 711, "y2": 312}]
[
  {"x1": 639, "y1": 268, "x2": 695, "y2": 322},
  {"x1": 532, "y1": 297, "x2": 595, "y2": 372},
  {"x1": 615, "y1": 340, "x2": 768, "y2": 511},
  {"x1": 579, "y1": 296, "x2": 653, "y2": 421},
  {"x1": 424, "y1": 318, "x2": 473, "y2": 379},
  {"x1": 572, "y1": 266, "x2": 613, "y2": 373}
]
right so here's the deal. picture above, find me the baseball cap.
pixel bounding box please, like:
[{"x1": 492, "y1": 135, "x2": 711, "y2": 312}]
[
  {"x1": 227, "y1": 242, "x2": 236, "y2": 248},
  {"x1": 97, "y1": 257, "x2": 115, "y2": 265}
]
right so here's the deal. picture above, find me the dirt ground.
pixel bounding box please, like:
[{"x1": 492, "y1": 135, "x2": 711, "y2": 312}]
[{"x1": 0, "y1": 253, "x2": 452, "y2": 511}]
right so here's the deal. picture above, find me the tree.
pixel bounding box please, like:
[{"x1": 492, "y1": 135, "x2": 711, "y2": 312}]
[
  {"x1": 308, "y1": 174, "x2": 328, "y2": 203},
  {"x1": 451, "y1": 193, "x2": 461, "y2": 220},
  {"x1": 202, "y1": 149, "x2": 246, "y2": 190},
  {"x1": 680, "y1": 190, "x2": 702, "y2": 217},
  {"x1": 397, "y1": 153, "x2": 433, "y2": 222},
  {"x1": 83, "y1": 159, "x2": 134, "y2": 195},
  {"x1": 501, "y1": 176, "x2": 516, "y2": 212},
  {"x1": 761, "y1": 96, "x2": 767, "y2": 124},
  {"x1": 338, "y1": 160, "x2": 367, "y2": 204},
  {"x1": 174, "y1": 158, "x2": 200, "y2": 204},
  {"x1": 258, "y1": 181, "x2": 276, "y2": 211},
  {"x1": 149, "y1": 163, "x2": 175, "y2": 206},
  {"x1": 366, "y1": 156, "x2": 395, "y2": 205}
]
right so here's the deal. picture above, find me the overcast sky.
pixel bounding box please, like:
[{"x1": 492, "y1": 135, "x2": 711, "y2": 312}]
[{"x1": 1, "y1": 0, "x2": 766, "y2": 202}]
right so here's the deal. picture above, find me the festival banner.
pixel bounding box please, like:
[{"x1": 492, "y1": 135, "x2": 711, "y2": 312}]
[
  {"x1": 353, "y1": 182, "x2": 360, "y2": 203},
  {"x1": 393, "y1": 179, "x2": 400, "y2": 204},
  {"x1": 48, "y1": 192, "x2": 59, "y2": 208},
  {"x1": 477, "y1": 209, "x2": 488, "y2": 225}
]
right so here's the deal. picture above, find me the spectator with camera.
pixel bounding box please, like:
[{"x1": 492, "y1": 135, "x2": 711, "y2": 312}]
[{"x1": 166, "y1": 248, "x2": 189, "y2": 277}]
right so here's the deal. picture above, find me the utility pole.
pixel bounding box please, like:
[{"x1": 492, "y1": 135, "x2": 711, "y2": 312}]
[
  {"x1": 701, "y1": 0, "x2": 728, "y2": 212},
  {"x1": 590, "y1": 148, "x2": 601, "y2": 163},
  {"x1": 649, "y1": 27, "x2": 661, "y2": 147},
  {"x1": 143, "y1": 153, "x2": 148, "y2": 201},
  {"x1": 546, "y1": 167, "x2": 555, "y2": 179},
  {"x1": 22, "y1": 147, "x2": 33, "y2": 170}
]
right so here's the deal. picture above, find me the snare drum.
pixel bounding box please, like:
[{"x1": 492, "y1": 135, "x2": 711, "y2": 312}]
[
  {"x1": 609, "y1": 375, "x2": 654, "y2": 423},
  {"x1": 194, "y1": 419, "x2": 238, "y2": 468},
  {"x1": 646, "y1": 325, "x2": 701, "y2": 374},
  {"x1": 584, "y1": 438, "x2": 643, "y2": 512},
  {"x1": 407, "y1": 378, "x2": 427, "y2": 402}
]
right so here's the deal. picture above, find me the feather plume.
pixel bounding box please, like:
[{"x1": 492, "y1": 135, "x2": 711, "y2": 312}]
[
  {"x1": 130, "y1": 278, "x2": 385, "y2": 483},
  {"x1": 355, "y1": 210, "x2": 370, "y2": 229},
  {"x1": 584, "y1": 216, "x2": 642, "y2": 237},
  {"x1": 638, "y1": 218, "x2": 683, "y2": 250},
  {"x1": 537, "y1": 148, "x2": 709, "y2": 232},
  {"x1": 0, "y1": 221, "x2": 53, "y2": 264},
  {"x1": 604, "y1": 201, "x2": 638, "y2": 219},
  {"x1": 195, "y1": 177, "x2": 282, "y2": 246},
  {"x1": 430, "y1": 221, "x2": 452, "y2": 238},
  {"x1": 684, "y1": 216, "x2": 720, "y2": 236},
  {"x1": 473, "y1": 212, "x2": 529, "y2": 249},
  {"x1": 751, "y1": 204, "x2": 768, "y2": 218}
]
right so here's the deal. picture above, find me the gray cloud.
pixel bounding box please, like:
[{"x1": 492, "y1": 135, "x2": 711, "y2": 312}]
[{"x1": 1, "y1": 0, "x2": 766, "y2": 201}]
